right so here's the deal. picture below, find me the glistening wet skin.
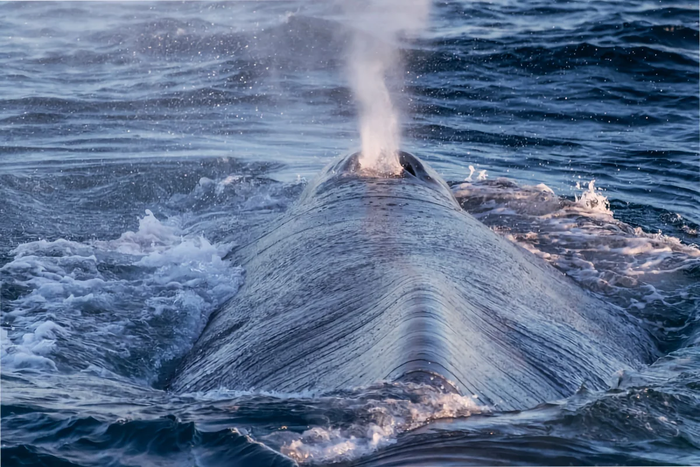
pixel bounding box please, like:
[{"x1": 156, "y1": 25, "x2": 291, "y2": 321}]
[{"x1": 1, "y1": 1, "x2": 698, "y2": 466}]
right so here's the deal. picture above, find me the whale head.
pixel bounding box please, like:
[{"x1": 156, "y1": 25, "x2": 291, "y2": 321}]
[{"x1": 297, "y1": 151, "x2": 460, "y2": 211}]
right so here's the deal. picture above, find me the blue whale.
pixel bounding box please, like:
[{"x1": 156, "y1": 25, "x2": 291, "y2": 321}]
[{"x1": 170, "y1": 152, "x2": 655, "y2": 410}]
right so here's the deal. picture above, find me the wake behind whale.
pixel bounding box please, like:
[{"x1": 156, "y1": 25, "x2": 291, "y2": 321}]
[{"x1": 170, "y1": 151, "x2": 656, "y2": 411}]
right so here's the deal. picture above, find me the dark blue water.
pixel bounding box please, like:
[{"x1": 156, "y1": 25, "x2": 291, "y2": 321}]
[{"x1": 1, "y1": 1, "x2": 698, "y2": 465}]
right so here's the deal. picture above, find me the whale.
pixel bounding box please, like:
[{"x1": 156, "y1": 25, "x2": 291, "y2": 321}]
[{"x1": 169, "y1": 151, "x2": 655, "y2": 410}]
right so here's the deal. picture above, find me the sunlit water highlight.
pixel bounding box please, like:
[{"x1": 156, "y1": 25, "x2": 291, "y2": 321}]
[{"x1": 1, "y1": 0, "x2": 698, "y2": 465}]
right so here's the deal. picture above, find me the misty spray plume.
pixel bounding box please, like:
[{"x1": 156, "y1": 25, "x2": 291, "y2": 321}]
[{"x1": 344, "y1": 0, "x2": 431, "y2": 175}]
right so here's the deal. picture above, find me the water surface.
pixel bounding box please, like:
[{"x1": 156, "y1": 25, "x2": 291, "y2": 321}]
[{"x1": 1, "y1": 1, "x2": 699, "y2": 465}]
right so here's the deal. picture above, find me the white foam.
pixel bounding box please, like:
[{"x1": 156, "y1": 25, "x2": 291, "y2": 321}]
[
  {"x1": 1, "y1": 321, "x2": 67, "y2": 371},
  {"x1": 1, "y1": 210, "x2": 243, "y2": 378},
  {"x1": 215, "y1": 175, "x2": 240, "y2": 196},
  {"x1": 169, "y1": 383, "x2": 483, "y2": 464},
  {"x1": 97, "y1": 209, "x2": 182, "y2": 255},
  {"x1": 575, "y1": 179, "x2": 611, "y2": 214},
  {"x1": 453, "y1": 178, "x2": 700, "y2": 323},
  {"x1": 273, "y1": 386, "x2": 484, "y2": 464}
]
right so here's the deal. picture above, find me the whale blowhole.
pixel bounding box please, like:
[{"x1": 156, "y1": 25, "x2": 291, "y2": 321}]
[
  {"x1": 349, "y1": 150, "x2": 425, "y2": 180},
  {"x1": 401, "y1": 158, "x2": 417, "y2": 177}
]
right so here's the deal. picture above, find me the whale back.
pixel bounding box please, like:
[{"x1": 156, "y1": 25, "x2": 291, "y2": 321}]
[{"x1": 170, "y1": 153, "x2": 655, "y2": 410}]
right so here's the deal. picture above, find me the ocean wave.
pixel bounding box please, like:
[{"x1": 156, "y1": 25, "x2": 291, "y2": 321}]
[
  {"x1": 2, "y1": 417, "x2": 294, "y2": 467},
  {"x1": 0, "y1": 0, "x2": 698, "y2": 464},
  {"x1": 1, "y1": 210, "x2": 242, "y2": 383},
  {"x1": 454, "y1": 178, "x2": 700, "y2": 351}
]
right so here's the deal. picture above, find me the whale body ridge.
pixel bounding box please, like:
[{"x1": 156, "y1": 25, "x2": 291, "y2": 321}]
[{"x1": 170, "y1": 151, "x2": 654, "y2": 410}]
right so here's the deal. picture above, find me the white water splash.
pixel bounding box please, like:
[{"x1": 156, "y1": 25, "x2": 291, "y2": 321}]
[
  {"x1": 275, "y1": 386, "x2": 483, "y2": 464},
  {"x1": 453, "y1": 178, "x2": 699, "y2": 326},
  {"x1": 575, "y1": 179, "x2": 611, "y2": 214},
  {"x1": 465, "y1": 165, "x2": 488, "y2": 182},
  {"x1": 1, "y1": 210, "x2": 242, "y2": 378},
  {"x1": 344, "y1": 0, "x2": 431, "y2": 174},
  {"x1": 0, "y1": 321, "x2": 67, "y2": 371},
  {"x1": 466, "y1": 165, "x2": 476, "y2": 181}
]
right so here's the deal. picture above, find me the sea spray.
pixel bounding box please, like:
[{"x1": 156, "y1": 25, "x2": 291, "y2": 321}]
[{"x1": 344, "y1": 0, "x2": 431, "y2": 174}]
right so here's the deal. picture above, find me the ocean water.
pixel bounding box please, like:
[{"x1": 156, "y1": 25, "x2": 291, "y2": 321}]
[{"x1": 1, "y1": 1, "x2": 699, "y2": 466}]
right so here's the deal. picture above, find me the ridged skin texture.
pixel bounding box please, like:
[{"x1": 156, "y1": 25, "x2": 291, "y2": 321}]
[{"x1": 171, "y1": 153, "x2": 655, "y2": 410}]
